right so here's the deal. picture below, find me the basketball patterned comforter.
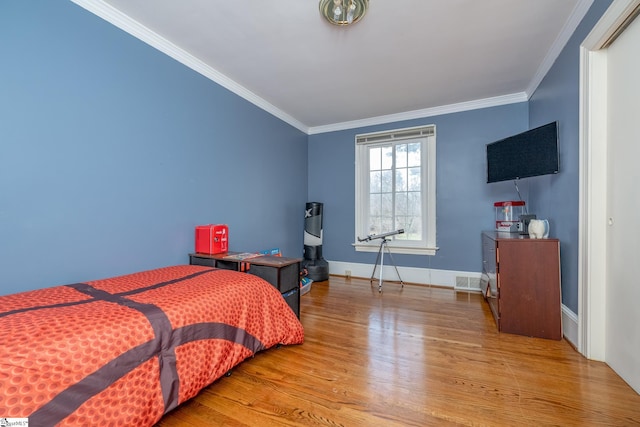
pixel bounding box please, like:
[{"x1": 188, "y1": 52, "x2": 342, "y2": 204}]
[{"x1": 0, "y1": 265, "x2": 304, "y2": 426}]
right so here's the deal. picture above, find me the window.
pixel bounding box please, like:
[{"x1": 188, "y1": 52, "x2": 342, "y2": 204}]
[{"x1": 355, "y1": 125, "x2": 437, "y2": 255}]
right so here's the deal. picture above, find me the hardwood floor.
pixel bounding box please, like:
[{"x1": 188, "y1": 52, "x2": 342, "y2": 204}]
[{"x1": 156, "y1": 276, "x2": 640, "y2": 426}]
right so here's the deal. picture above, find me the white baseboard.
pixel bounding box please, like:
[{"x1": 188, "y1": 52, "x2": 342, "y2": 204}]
[
  {"x1": 562, "y1": 305, "x2": 578, "y2": 347},
  {"x1": 327, "y1": 260, "x2": 481, "y2": 291}
]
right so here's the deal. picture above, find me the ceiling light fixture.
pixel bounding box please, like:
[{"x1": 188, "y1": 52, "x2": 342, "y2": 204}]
[{"x1": 319, "y1": 0, "x2": 369, "y2": 26}]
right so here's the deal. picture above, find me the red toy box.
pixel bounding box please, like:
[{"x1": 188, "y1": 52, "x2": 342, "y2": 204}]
[{"x1": 195, "y1": 224, "x2": 228, "y2": 254}]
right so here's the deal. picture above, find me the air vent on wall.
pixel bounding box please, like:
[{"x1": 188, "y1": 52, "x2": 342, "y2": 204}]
[{"x1": 455, "y1": 276, "x2": 481, "y2": 292}]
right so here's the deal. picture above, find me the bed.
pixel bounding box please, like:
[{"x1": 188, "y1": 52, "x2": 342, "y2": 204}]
[{"x1": 0, "y1": 265, "x2": 304, "y2": 426}]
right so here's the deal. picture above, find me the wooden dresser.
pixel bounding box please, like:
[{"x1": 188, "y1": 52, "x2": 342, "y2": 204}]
[{"x1": 480, "y1": 231, "x2": 562, "y2": 340}]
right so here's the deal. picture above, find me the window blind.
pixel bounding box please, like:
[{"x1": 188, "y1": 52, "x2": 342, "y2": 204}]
[{"x1": 356, "y1": 125, "x2": 435, "y2": 145}]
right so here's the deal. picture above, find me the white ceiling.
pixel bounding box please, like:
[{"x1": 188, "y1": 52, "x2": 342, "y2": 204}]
[{"x1": 73, "y1": 0, "x2": 592, "y2": 134}]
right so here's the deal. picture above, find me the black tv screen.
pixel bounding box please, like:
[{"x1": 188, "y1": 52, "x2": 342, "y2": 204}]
[{"x1": 486, "y1": 121, "x2": 559, "y2": 183}]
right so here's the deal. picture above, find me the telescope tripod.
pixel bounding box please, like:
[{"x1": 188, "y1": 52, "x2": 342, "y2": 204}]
[{"x1": 369, "y1": 237, "x2": 404, "y2": 293}]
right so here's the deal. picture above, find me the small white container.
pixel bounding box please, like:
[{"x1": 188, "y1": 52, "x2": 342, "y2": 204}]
[{"x1": 300, "y1": 280, "x2": 312, "y2": 295}]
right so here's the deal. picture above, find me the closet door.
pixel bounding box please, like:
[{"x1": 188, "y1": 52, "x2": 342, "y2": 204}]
[{"x1": 604, "y1": 11, "x2": 640, "y2": 394}]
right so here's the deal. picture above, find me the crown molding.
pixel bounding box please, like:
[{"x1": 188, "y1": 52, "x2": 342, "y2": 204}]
[
  {"x1": 307, "y1": 92, "x2": 528, "y2": 135},
  {"x1": 526, "y1": 0, "x2": 594, "y2": 97},
  {"x1": 70, "y1": 0, "x2": 577, "y2": 136},
  {"x1": 70, "y1": 0, "x2": 309, "y2": 134}
]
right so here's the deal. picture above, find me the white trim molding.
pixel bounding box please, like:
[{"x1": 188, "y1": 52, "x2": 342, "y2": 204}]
[
  {"x1": 526, "y1": 0, "x2": 595, "y2": 97},
  {"x1": 352, "y1": 243, "x2": 438, "y2": 257},
  {"x1": 70, "y1": 0, "x2": 309, "y2": 134},
  {"x1": 328, "y1": 260, "x2": 481, "y2": 291},
  {"x1": 578, "y1": 43, "x2": 608, "y2": 361},
  {"x1": 308, "y1": 93, "x2": 528, "y2": 135},
  {"x1": 562, "y1": 305, "x2": 579, "y2": 349},
  {"x1": 70, "y1": 0, "x2": 566, "y2": 136}
]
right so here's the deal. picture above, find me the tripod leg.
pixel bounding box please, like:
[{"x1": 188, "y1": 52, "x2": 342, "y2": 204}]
[
  {"x1": 384, "y1": 243, "x2": 404, "y2": 288},
  {"x1": 379, "y1": 241, "x2": 385, "y2": 293},
  {"x1": 370, "y1": 240, "x2": 384, "y2": 283}
]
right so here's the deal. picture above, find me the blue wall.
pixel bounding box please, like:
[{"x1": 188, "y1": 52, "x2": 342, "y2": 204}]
[
  {"x1": 0, "y1": 0, "x2": 613, "y2": 308},
  {"x1": 528, "y1": 0, "x2": 613, "y2": 313},
  {"x1": 308, "y1": 103, "x2": 529, "y2": 272},
  {"x1": 0, "y1": 1, "x2": 308, "y2": 295},
  {"x1": 309, "y1": 0, "x2": 612, "y2": 315}
]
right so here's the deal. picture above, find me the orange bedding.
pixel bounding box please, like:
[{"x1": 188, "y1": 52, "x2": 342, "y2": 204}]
[{"x1": 0, "y1": 265, "x2": 304, "y2": 426}]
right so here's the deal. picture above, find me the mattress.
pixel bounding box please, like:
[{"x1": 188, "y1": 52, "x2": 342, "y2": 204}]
[{"x1": 0, "y1": 265, "x2": 304, "y2": 426}]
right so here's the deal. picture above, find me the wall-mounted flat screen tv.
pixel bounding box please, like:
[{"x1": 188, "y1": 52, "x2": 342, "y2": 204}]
[{"x1": 486, "y1": 121, "x2": 559, "y2": 183}]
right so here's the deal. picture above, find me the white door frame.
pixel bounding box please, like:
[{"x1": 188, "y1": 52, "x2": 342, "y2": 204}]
[{"x1": 578, "y1": 0, "x2": 640, "y2": 360}]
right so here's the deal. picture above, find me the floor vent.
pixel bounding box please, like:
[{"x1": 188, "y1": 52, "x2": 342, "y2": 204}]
[{"x1": 455, "y1": 276, "x2": 481, "y2": 292}]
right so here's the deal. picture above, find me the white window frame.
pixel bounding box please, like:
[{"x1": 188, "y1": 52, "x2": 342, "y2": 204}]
[{"x1": 354, "y1": 125, "x2": 437, "y2": 255}]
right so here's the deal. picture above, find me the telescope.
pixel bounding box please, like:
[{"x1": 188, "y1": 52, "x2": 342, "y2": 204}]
[
  {"x1": 357, "y1": 229, "x2": 405, "y2": 292},
  {"x1": 358, "y1": 228, "x2": 404, "y2": 242}
]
